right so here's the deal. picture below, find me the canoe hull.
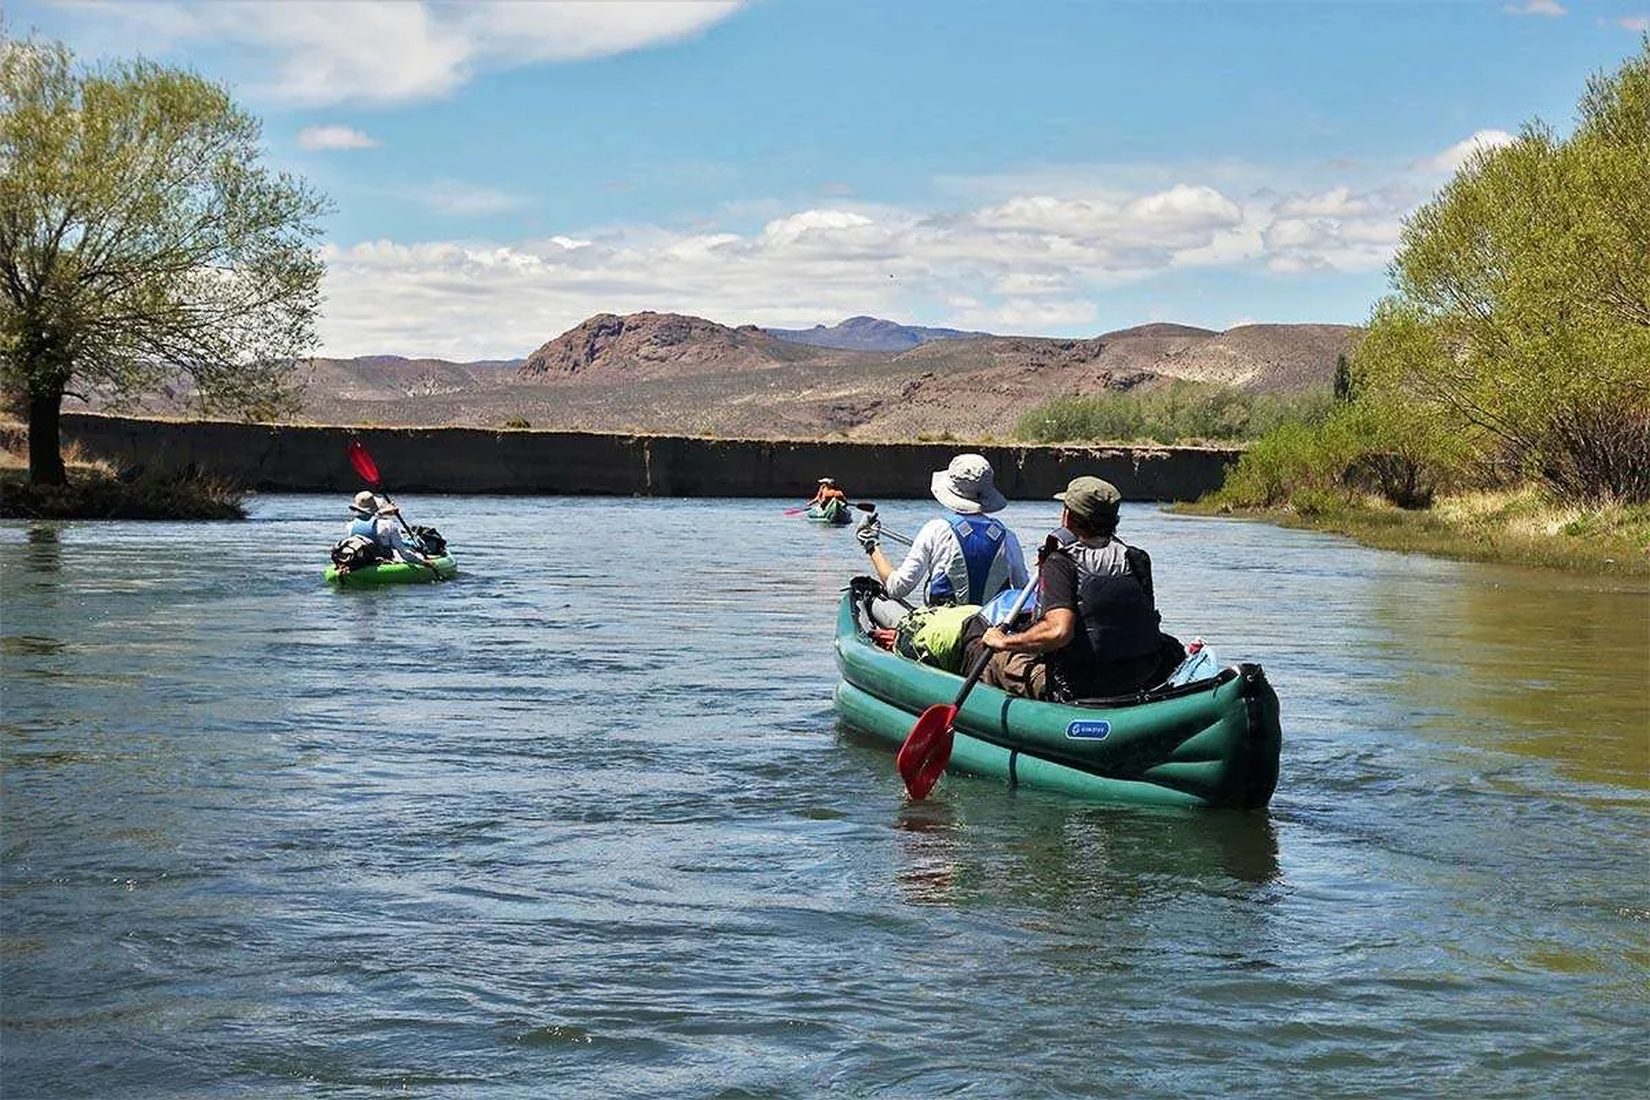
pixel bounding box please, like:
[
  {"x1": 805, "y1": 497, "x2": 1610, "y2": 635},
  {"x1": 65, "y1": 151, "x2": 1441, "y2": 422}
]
[
  {"x1": 833, "y1": 589, "x2": 1280, "y2": 808},
  {"x1": 806, "y1": 502, "x2": 852, "y2": 525},
  {"x1": 324, "y1": 554, "x2": 458, "y2": 586}
]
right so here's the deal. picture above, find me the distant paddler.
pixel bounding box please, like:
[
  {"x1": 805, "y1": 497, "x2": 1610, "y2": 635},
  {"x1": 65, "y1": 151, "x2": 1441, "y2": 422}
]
[
  {"x1": 343, "y1": 491, "x2": 435, "y2": 567},
  {"x1": 808, "y1": 477, "x2": 849, "y2": 508}
]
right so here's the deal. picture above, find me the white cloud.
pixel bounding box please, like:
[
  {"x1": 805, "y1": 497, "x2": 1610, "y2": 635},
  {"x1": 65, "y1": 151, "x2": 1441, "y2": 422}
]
[
  {"x1": 311, "y1": 172, "x2": 1420, "y2": 357},
  {"x1": 296, "y1": 124, "x2": 378, "y2": 151},
  {"x1": 1418, "y1": 129, "x2": 1517, "y2": 174},
  {"x1": 1619, "y1": 15, "x2": 1650, "y2": 31},
  {"x1": 993, "y1": 272, "x2": 1072, "y2": 296},
  {"x1": 1502, "y1": 0, "x2": 1567, "y2": 15},
  {"x1": 54, "y1": 0, "x2": 745, "y2": 106},
  {"x1": 1260, "y1": 185, "x2": 1410, "y2": 274},
  {"x1": 952, "y1": 298, "x2": 1099, "y2": 331}
]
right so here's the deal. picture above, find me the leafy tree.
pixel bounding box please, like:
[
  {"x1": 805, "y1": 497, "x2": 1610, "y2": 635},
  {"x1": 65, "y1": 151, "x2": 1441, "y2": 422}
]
[
  {"x1": 0, "y1": 35, "x2": 328, "y2": 484},
  {"x1": 1354, "y1": 39, "x2": 1650, "y2": 502},
  {"x1": 1332, "y1": 353, "x2": 1353, "y2": 404}
]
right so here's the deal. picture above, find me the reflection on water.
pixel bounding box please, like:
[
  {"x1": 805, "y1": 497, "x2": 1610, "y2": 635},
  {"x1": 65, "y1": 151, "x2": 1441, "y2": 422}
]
[
  {"x1": 1, "y1": 497, "x2": 1645, "y2": 1097},
  {"x1": 22, "y1": 525, "x2": 61, "y2": 573},
  {"x1": 1373, "y1": 565, "x2": 1650, "y2": 789},
  {"x1": 895, "y1": 795, "x2": 1281, "y2": 910}
]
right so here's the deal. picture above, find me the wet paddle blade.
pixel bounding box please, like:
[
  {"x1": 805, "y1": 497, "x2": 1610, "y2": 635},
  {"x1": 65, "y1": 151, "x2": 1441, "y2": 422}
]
[
  {"x1": 347, "y1": 439, "x2": 381, "y2": 486},
  {"x1": 896, "y1": 704, "x2": 957, "y2": 800}
]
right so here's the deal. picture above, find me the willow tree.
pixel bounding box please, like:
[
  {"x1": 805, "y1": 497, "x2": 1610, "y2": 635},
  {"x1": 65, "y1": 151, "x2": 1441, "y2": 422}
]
[
  {"x1": 1353, "y1": 39, "x2": 1650, "y2": 502},
  {"x1": 0, "y1": 36, "x2": 328, "y2": 485}
]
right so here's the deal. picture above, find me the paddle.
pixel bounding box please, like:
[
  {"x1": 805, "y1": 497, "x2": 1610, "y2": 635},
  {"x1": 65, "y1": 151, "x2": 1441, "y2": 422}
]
[
  {"x1": 850, "y1": 502, "x2": 912, "y2": 546},
  {"x1": 790, "y1": 498, "x2": 873, "y2": 519},
  {"x1": 894, "y1": 570, "x2": 1042, "y2": 800},
  {"x1": 345, "y1": 439, "x2": 419, "y2": 538}
]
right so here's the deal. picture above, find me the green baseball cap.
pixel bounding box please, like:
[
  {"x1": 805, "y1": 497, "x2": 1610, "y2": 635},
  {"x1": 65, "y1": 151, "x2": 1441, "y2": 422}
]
[{"x1": 1054, "y1": 476, "x2": 1122, "y2": 519}]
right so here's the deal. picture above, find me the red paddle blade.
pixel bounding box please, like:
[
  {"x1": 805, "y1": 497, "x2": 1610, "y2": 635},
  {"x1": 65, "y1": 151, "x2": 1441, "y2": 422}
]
[
  {"x1": 896, "y1": 704, "x2": 958, "y2": 799},
  {"x1": 346, "y1": 439, "x2": 381, "y2": 486}
]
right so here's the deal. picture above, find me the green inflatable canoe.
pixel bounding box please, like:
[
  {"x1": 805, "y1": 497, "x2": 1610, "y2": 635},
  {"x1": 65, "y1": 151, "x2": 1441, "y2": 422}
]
[
  {"x1": 833, "y1": 588, "x2": 1281, "y2": 808},
  {"x1": 324, "y1": 554, "x2": 458, "y2": 587},
  {"x1": 806, "y1": 500, "x2": 852, "y2": 525}
]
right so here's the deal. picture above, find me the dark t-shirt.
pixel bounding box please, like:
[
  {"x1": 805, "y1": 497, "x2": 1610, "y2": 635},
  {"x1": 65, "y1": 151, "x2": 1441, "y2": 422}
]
[{"x1": 1038, "y1": 548, "x2": 1162, "y2": 700}]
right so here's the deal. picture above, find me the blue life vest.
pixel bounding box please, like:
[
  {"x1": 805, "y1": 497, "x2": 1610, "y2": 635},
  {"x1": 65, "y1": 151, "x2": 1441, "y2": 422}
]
[
  {"x1": 981, "y1": 583, "x2": 1038, "y2": 625},
  {"x1": 347, "y1": 515, "x2": 380, "y2": 541},
  {"x1": 928, "y1": 514, "x2": 1009, "y2": 605}
]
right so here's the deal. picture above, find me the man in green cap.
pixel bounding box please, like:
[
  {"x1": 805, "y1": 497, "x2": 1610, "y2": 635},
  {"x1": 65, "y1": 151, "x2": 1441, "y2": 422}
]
[{"x1": 971, "y1": 475, "x2": 1166, "y2": 700}]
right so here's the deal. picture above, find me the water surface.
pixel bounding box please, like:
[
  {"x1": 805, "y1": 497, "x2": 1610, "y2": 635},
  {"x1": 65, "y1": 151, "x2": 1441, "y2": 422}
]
[{"x1": 3, "y1": 497, "x2": 1646, "y2": 1097}]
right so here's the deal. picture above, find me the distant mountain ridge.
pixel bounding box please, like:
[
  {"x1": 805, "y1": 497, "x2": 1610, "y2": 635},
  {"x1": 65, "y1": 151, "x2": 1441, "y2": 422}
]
[
  {"x1": 101, "y1": 310, "x2": 1358, "y2": 439},
  {"x1": 764, "y1": 315, "x2": 991, "y2": 352}
]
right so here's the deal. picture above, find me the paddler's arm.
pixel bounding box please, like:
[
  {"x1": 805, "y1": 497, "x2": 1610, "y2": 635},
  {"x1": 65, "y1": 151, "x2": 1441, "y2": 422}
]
[
  {"x1": 868, "y1": 544, "x2": 896, "y2": 584},
  {"x1": 874, "y1": 519, "x2": 944, "y2": 599},
  {"x1": 980, "y1": 546, "x2": 1075, "y2": 654},
  {"x1": 980, "y1": 609, "x2": 1074, "y2": 655}
]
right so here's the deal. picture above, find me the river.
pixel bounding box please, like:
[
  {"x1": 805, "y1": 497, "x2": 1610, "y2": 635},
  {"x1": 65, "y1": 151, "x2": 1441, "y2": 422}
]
[{"x1": 3, "y1": 496, "x2": 1646, "y2": 1097}]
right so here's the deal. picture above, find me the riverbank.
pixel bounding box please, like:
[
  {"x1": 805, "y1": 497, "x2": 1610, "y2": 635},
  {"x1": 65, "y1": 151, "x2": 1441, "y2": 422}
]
[
  {"x1": 0, "y1": 424, "x2": 247, "y2": 520},
  {"x1": 0, "y1": 468, "x2": 247, "y2": 520},
  {"x1": 57, "y1": 413, "x2": 1241, "y2": 500},
  {"x1": 1180, "y1": 487, "x2": 1650, "y2": 576}
]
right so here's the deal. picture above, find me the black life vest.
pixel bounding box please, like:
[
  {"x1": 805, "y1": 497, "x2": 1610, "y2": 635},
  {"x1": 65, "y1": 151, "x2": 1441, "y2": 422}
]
[{"x1": 1061, "y1": 538, "x2": 1161, "y2": 665}]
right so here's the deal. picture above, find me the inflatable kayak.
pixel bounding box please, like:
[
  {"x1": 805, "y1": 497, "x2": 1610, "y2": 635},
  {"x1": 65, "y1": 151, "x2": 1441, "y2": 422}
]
[
  {"x1": 806, "y1": 500, "x2": 853, "y2": 525},
  {"x1": 833, "y1": 585, "x2": 1280, "y2": 808},
  {"x1": 325, "y1": 554, "x2": 458, "y2": 587}
]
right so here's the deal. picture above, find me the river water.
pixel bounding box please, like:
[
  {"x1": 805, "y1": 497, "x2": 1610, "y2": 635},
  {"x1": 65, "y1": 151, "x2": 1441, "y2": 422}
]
[{"x1": 2, "y1": 496, "x2": 1646, "y2": 1098}]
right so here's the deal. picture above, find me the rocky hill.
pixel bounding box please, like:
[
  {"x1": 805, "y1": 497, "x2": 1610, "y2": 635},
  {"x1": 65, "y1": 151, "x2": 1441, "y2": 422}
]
[
  {"x1": 765, "y1": 315, "x2": 990, "y2": 352},
  {"x1": 521, "y1": 311, "x2": 823, "y2": 381}
]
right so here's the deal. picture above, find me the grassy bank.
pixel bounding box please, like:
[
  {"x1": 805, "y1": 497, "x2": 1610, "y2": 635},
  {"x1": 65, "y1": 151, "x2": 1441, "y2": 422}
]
[
  {"x1": 0, "y1": 425, "x2": 247, "y2": 520},
  {"x1": 1180, "y1": 487, "x2": 1650, "y2": 576}
]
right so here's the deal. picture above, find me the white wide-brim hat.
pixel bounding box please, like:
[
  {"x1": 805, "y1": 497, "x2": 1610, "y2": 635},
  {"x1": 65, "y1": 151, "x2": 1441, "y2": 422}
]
[{"x1": 930, "y1": 453, "x2": 1007, "y2": 514}]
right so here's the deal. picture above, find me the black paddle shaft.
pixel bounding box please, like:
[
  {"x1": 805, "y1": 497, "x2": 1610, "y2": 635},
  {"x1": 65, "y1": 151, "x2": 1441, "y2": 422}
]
[{"x1": 946, "y1": 557, "x2": 1046, "y2": 710}]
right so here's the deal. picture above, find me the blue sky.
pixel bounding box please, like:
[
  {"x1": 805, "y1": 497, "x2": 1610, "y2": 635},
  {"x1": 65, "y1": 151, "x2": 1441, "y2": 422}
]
[{"x1": 12, "y1": 0, "x2": 1648, "y2": 357}]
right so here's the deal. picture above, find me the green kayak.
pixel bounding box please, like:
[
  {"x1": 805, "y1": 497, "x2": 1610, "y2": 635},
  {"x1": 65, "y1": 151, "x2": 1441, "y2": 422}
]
[
  {"x1": 806, "y1": 500, "x2": 852, "y2": 525},
  {"x1": 833, "y1": 586, "x2": 1281, "y2": 808},
  {"x1": 324, "y1": 554, "x2": 458, "y2": 587}
]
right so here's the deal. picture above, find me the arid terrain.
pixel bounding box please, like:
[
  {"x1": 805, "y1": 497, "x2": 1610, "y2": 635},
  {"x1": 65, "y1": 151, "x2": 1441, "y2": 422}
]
[{"x1": 101, "y1": 312, "x2": 1359, "y2": 440}]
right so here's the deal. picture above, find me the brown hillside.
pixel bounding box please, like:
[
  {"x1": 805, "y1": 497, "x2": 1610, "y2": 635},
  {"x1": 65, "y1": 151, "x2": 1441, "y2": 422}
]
[
  {"x1": 1151, "y1": 324, "x2": 1361, "y2": 391},
  {"x1": 520, "y1": 311, "x2": 830, "y2": 381},
  {"x1": 98, "y1": 312, "x2": 1359, "y2": 440}
]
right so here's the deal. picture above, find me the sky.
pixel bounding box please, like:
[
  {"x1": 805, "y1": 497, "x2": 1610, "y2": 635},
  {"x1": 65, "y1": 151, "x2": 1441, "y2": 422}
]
[{"x1": 10, "y1": 0, "x2": 1648, "y2": 358}]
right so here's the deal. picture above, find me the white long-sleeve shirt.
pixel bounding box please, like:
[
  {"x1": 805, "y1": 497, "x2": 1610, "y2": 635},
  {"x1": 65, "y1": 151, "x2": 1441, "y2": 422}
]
[
  {"x1": 343, "y1": 515, "x2": 425, "y2": 561},
  {"x1": 883, "y1": 516, "x2": 1029, "y2": 605}
]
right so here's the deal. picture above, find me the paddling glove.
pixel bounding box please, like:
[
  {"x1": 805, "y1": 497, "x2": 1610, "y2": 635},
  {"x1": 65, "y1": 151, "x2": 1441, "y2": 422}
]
[{"x1": 856, "y1": 517, "x2": 882, "y2": 555}]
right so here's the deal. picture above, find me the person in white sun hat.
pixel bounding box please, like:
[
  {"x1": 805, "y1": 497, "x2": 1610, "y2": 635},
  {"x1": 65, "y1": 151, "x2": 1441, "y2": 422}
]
[
  {"x1": 857, "y1": 453, "x2": 1028, "y2": 624},
  {"x1": 342, "y1": 490, "x2": 431, "y2": 566}
]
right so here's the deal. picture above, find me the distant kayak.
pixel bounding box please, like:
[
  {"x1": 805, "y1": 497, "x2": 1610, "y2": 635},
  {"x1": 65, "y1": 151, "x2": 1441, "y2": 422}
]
[
  {"x1": 833, "y1": 584, "x2": 1280, "y2": 808},
  {"x1": 325, "y1": 554, "x2": 458, "y2": 587},
  {"x1": 806, "y1": 500, "x2": 852, "y2": 525}
]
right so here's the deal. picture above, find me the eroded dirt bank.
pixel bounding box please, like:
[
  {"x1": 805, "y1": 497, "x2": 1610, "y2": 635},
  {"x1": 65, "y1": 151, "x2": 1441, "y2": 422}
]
[{"x1": 61, "y1": 413, "x2": 1239, "y2": 501}]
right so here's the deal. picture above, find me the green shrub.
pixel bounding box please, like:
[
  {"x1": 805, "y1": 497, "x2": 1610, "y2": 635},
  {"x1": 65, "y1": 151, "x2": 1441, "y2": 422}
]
[
  {"x1": 1213, "y1": 418, "x2": 1357, "y2": 508},
  {"x1": 1015, "y1": 382, "x2": 1333, "y2": 445},
  {"x1": 503, "y1": 418, "x2": 532, "y2": 430},
  {"x1": 1334, "y1": 394, "x2": 1475, "y2": 509},
  {"x1": 1213, "y1": 390, "x2": 1477, "y2": 513}
]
